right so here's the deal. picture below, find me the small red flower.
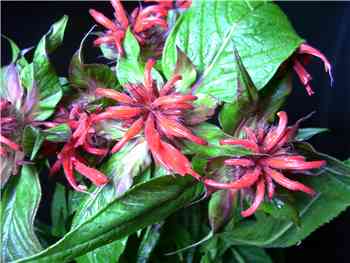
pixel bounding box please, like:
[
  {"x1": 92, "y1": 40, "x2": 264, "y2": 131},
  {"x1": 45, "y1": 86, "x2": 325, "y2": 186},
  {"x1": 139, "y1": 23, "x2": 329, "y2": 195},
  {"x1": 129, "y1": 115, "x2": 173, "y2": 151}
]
[
  {"x1": 0, "y1": 100, "x2": 21, "y2": 156},
  {"x1": 94, "y1": 59, "x2": 207, "y2": 179},
  {"x1": 204, "y1": 111, "x2": 326, "y2": 217},
  {"x1": 293, "y1": 43, "x2": 333, "y2": 96},
  {"x1": 49, "y1": 105, "x2": 109, "y2": 192},
  {"x1": 89, "y1": 0, "x2": 171, "y2": 56}
]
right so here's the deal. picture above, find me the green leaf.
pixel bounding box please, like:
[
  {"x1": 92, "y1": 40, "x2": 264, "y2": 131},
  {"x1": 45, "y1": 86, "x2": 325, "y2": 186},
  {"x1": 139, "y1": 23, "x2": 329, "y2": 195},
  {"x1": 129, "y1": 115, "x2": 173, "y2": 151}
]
[
  {"x1": 183, "y1": 122, "x2": 250, "y2": 157},
  {"x1": 219, "y1": 69, "x2": 292, "y2": 135},
  {"x1": 70, "y1": 140, "x2": 150, "y2": 262},
  {"x1": 172, "y1": 47, "x2": 197, "y2": 93},
  {"x1": 219, "y1": 154, "x2": 350, "y2": 247},
  {"x1": 163, "y1": 0, "x2": 303, "y2": 102},
  {"x1": 32, "y1": 16, "x2": 68, "y2": 120},
  {"x1": 69, "y1": 30, "x2": 118, "y2": 90},
  {"x1": 295, "y1": 128, "x2": 329, "y2": 141},
  {"x1": 51, "y1": 184, "x2": 68, "y2": 237},
  {"x1": 1, "y1": 165, "x2": 42, "y2": 262},
  {"x1": 22, "y1": 126, "x2": 45, "y2": 160},
  {"x1": 231, "y1": 246, "x2": 273, "y2": 263},
  {"x1": 16, "y1": 176, "x2": 203, "y2": 262},
  {"x1": 2, "y1": 35, "x2": 20, "y2": 63},
  {"x1": 136, "y1": 223, "x2": 163, "y2": 263},
  {"x1": 208, "y1": 190, "x2": 236, "y2": 232},
  {"x1": 76, "y1": 237, "x2": 127, "y2": 263},
  {"x1": 43, "y1": 124, "x2": 71, "y2": 143},
  {"x1": 116, "y1": 28, "x2": 163, "y2": 87}
]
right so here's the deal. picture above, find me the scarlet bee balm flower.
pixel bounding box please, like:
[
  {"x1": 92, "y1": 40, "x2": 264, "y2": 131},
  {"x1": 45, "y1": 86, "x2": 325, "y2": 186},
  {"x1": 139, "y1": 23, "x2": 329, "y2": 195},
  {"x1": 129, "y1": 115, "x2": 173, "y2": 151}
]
[
  {"x1": 49, "y1": 105, "x2": 109, "y2": 192},
  {"x1": 89, "y1": 0, "x2": 177, "y2": 56},
  {"x1": 204, "y1": 111, "x2": 326, "y2": 217},
  {"x1": 94, "y1": 59, "x2": 207, "y2": 179}
]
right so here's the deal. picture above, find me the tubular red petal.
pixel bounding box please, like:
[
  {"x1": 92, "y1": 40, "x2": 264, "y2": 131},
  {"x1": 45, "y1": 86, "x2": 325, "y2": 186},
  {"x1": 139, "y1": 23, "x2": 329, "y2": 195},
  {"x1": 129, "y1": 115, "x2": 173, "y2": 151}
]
[
  {"x1": 265, "y1": 174, "x2": 275, "y2": 199},
  {"x1": 160, "y1": 74, "x2": 182, "y2": 96},
  {"x1": 73, "y1": 159, "x2": 109, "y2": 186},
  {"x1": 241, "y1": 178, "x2": 265, "y2": 217},
  {"x1": 220, "y1": 139, "x2": 259, "y2": 153},
  {"x1": 156, "y1": 113, "x2": 207, "y2": 145},
  {"x1": 95, "y1": 88, "x2": 134, "y2": 104},
  {"x1": 49, "y1": 159, "x2": 62, "y2": 176},
  {"x1": 111, "y1": 117, "x2": 144, "y2": 153},
  {"x1": 124, "y1": 84, "x2": 148, "y2": 103},
  {"x1": 293, "y1": 59, "x2": 314, "y2": 96},
  {"x1": 0, "y1": 134, "x2": 20, "y2": 151},
  {"x1": 144, "y1": 59, "x2": 156, "y2": 96},
  {"x1": 224, "y1": 158, "x2": 255, "y2": 167},
  {"x1": 262, "y1": 156, "x2": 326, "y2": 170},
  {"x1": 93, "y1": 36, "x2": 115, "y2": 46},
  {"x1": 262, "y1": 111, "x2": 288, "y2": 153},
  {"x1": 244, "y1": 127, "x2": 258, "y2": 143},
  {"x1": 159, "y1": 103, "x2": 194, "y2": 110},
  {"x1": 144, "y1": 114, "x2": 199, "y2": 179},
  {"x1": 204, "y1": 167, "x2": 261, "y2": 190},
  {"x1": 89, "y1": 9, "x2": 118, "y2": 31},
  {"x1": 298, "y1": 43, "x2": 333, "y2": 85},
  {"x1": 110, "y1": 0, "x2": 129, "y2": 28},
  {"x1": 152, "y1": 94, "x2": 197, "y2": 108},
  {"x1": 264, "y1": 167, "x2": 315, "y2": 195},
  {"x1": 83, "y1": 141, "x2": 108, "y2": 156},
  {"x1": 93, "y1": 106, "x2": 142, "y2": 121},
  {"x1": 62, "y1": 157, "x2": 84, "y2": 192}
]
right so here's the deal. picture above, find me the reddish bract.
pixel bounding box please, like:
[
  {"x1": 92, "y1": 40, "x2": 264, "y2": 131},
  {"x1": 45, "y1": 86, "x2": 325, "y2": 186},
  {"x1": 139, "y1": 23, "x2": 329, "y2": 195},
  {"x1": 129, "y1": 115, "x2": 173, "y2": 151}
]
[
  {"x1": 94, "y1": 59, "x2": 206, "y2": 179},
  {"x1": 204, "y1": 111, "x2": 326, "y2": 217},
  {"x1": 0, "y1": 99, "x2": 21, "y2": 156}
]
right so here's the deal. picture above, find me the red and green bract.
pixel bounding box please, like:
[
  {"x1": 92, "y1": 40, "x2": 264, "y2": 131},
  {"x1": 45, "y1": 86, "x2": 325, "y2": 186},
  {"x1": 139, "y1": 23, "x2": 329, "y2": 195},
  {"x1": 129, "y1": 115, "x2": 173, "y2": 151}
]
[{"x1": 204, "y1": 111, "x2": 326, "y2": 217}]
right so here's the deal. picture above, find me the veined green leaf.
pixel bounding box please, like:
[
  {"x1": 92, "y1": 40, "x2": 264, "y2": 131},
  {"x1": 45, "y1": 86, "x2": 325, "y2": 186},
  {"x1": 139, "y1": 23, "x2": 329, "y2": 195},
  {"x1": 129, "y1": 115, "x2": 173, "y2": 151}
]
[
  {"x1": 43, "y1": 124, "x2": 71, "y2": 143},
  {"x1": 16, "y1": 176, "x2": 203, "y2": 263},
  {"x1": 32, "y1": 16, "x2": 68, "y2": 120},
  {"x1": 136, "y1": 223, "x2": 164, "y2": 263},
  {"x1": 295, "y1": 128, "x2": 329, "y2": 141},
  {"x1": 183, "y1": 122, "x2": 250, "y2": 157},
  {"x1": 163, "y1": 0, "x2": 303, "y2": 102},
  {"x1": 51, "y1": 184, "x2": 68, "y2": 237},
  {"x1": 116, "y1": 28, "x2": 163, "y2": 87},
  {"x1": 1, "y1": 165, "x2": 42, "y2": 262},
  {"x1": 22, "y1": 126, "x2": 45, "y2": 160}
]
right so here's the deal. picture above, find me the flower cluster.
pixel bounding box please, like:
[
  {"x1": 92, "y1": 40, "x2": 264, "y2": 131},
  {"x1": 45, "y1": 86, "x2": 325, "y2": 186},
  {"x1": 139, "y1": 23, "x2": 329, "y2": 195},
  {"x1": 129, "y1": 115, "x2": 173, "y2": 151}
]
[
  {"x1": 49, "y1": 105, "x2": 109, "y2": 192},
  {"x1": 89, "y1": 0, "x2": 191, "y2": 56},
  {"x1": 94, "y1": 59, "x2": 207, "y2": 179},
  {"x1": 204, "y1": 111, "x2": 326, "y2": 217}
]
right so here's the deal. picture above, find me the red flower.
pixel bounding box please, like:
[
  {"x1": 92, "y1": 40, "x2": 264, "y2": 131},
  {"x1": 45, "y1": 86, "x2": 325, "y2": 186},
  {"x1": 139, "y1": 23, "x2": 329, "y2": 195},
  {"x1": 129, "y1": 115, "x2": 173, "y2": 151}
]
[
  {"x1": 89, "y1": 0, "x2": 170, "y2": 56},
  {"x1": 204, "y1": 111, "x2": 326, "y2": 217},
  {"x1": 0, "y1": 100, "x2": 21, "y2": 156},
  {"x1": 94, "y1": 59, "x2": 207, "y2": 179},
  {"x1": 49, "y1": 105, "x2": 109, "y2": 192},
  {"x1": 293, "y1": 43, "x2": 333, "y2": 96}
]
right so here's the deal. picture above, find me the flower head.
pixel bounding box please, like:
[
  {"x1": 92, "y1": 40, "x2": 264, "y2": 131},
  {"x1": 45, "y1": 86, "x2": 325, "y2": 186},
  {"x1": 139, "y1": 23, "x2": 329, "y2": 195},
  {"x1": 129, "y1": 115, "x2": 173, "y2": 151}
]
[
  {"x1": 204, "y1": 111, "x2": 326, "y2": 217},
  {"x1": 49, "y1": 105, "x2": 109, "y2": 192},
  {"x1": 89, "y1": 0, "x2": 173, "y2": 56},
  {"x1": 293, "y1": 43, "x2": 333, "y2": 96},
  {"x1": 94, "y1": 59, "x2": 206, "y2": 179},
  {"x1": 0, "y1": 100, "x2": 21, "y2": 156}
]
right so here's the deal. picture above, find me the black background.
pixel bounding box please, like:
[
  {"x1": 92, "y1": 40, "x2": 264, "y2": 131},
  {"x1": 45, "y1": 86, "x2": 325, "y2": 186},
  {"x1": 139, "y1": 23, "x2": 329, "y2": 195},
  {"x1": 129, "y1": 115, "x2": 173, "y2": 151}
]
[{"x1": 2, "y1": 1, "x2": 350, "y2": 262}]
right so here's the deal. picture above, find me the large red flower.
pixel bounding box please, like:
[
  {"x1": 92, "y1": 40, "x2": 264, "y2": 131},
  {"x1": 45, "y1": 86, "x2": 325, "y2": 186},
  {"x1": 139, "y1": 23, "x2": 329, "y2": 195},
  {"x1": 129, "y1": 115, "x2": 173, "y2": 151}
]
[
  {"x1": 293, "y1": 43, "x2": 333, "y2": 96},
  {"x1": 89, "y1": 0, "x2": 172, "y2": 56},
  {"x1": 94, "y1": 59, "x2": 206, "y2": 179},
  {"x1": 204, "y1": 111, "x2": 326, "y2": 217},
  {"x1": 49, "y1": 105, "x2": 109, "y2": 192}
]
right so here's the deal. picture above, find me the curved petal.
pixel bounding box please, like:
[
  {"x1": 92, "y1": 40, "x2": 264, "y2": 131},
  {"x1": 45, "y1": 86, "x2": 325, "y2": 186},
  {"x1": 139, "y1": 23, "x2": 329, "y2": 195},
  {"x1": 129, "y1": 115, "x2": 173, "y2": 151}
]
[{"x1": 241, "y1": 178, "x2": 265, "y2": 218}]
